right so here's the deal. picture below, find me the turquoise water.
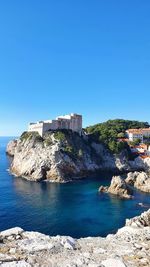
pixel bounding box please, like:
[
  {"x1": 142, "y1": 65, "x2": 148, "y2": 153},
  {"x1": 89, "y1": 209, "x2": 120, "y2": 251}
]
[{"x1": 0, "y1": 137, "x2": 150, "y2": 238}]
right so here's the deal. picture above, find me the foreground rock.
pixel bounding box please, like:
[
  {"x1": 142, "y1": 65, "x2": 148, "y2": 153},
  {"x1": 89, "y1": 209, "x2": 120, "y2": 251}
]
[
  {"x1": 99, "y1": 175, "x2": 133, "y2": 199},
  {"x1": 0, "y1": 209, "x2": 150, "y2": 266},
  {"x1": 126, "y1": 209, "x2": 150, "y2": 227},
  {"x1": 126, "y1": 171, "x2": 150, "y2": 193}
]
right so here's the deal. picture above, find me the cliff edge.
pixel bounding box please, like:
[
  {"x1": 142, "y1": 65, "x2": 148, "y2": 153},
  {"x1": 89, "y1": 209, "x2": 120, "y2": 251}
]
[{"x1": 7, "y1": 130, "x2": 149, "y2": 182}]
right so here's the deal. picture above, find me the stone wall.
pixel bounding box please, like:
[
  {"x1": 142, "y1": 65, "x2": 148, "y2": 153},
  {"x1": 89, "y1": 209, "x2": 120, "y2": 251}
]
[{"x1": 28, "y1": 114, "x2": 82, "y2": 136}]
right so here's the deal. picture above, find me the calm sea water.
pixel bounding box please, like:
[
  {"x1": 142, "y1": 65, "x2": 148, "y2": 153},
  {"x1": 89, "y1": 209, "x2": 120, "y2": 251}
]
[{"x1": 0, "y1": 137, "x2": 150, "y2": 238}]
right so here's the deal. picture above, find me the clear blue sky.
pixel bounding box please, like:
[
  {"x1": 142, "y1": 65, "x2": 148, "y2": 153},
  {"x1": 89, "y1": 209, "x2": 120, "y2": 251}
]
[{"x1": 0, "y1": 0, "x2": 150, "y2": 136}]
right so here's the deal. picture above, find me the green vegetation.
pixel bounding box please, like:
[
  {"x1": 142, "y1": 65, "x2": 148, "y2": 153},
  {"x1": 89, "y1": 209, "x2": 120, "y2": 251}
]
[
  {"x1": 44, "y1": 136, "x2": 53, "y2": 146},
  {"x1": 20, "y1": 131, "x2": 32, "y2": 141},
  {"x1": 78, "y1": 148, "x2": 83, "y2": 158},
  {"x1": 63, "y1": 145, "x2": 78, "y2": 159},
  {"x1": 86, "y1": 119, "x2": 149, "y2": 135},
  {"x1": 129, "y1": 138, "x2": 141, "y2": 146},
  {"x1": 86, "y1": 119, "x2": 149, "y2": 154},
  {"x1": 20, "y1": 131, "x2": 43, "y2": 142},
  {"x1": 143, "y1": 136, "x2": 150, "y2": 145},
  {"x1": 20, "y1": 119, "x2": 149, "y2": 157},
  {"x1": 117, "y1": 132, "x2": 126, "y2": 138},
  {"x1": 64, "y1": 145, "x2": 74, "y2": 154},
  {"x1": 63, "y1": 146, "x2": 84, "y2": 160},
  {"x1": 54, "y1": 131, "x2": 66, "y2": 142}
]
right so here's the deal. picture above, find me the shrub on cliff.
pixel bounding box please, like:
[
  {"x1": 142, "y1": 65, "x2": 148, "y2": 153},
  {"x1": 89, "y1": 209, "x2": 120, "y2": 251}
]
[
  {"x1": 129, "y1": 138, "x2": 141, "y2": 146},
  {"x1": 20, "y1": 131, "x2": 43, "y2": 142},
  {"x1": 44, "y1": 136, "x2": 53, "y2": 146},
  {"x1": 54, "y1": 131, "x2": 66, "y2": 142},
  {"x1": 64, "y1": 145, "x2": 74, "y2": 154}
]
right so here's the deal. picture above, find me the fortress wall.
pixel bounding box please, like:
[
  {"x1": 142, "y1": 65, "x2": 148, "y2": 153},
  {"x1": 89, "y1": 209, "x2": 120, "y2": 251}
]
[{"x1": 28, "y1": 114, "x2": 82, "y2": 136}]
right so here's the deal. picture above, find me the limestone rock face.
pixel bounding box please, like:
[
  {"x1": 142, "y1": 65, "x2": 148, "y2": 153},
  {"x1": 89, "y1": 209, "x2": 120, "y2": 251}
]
[
  {"x1": 98, "y1": 185, "x2": 108, "y2": 193},
  {"x1": 6, "y1": 139, "x2": 18, "y2": 156},
  {"x1": 126, "y1": 171, "x2": 150, "y2": 193},
  {"x1": 101, "y1": 259, "x2": 126, "y2": 267},
  {"x1": 107, "y1": 175, "x2": 133, "y2": 198},
  {"x1": 0, "y1": 209, "x2": 150, "y2": 267},
  {"x1": 99, "y1": 175, "x2": 133, "y2": 199},
  {"x1": 108, "y1": 175, "x2": 133, "y2": 199},
  {"x1": 7, "y1": 130, "x2": 150, "y2": 183},
  {"x1": 126, "y1": 209, "x2": 150, "y2": 228},
  {"x1": 8, "y1": 131, "x2": 105, "y2": 182},
  {"x1": 0, "y1": 227, "x2": 23, "y2": 239}
]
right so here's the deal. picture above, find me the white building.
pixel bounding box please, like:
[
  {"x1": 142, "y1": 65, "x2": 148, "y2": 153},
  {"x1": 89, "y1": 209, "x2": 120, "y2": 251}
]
[
  {"x1": 28, "y1": 113, "x2": 82, "y2": 137},
  {"x1": 142, "y1": 128, "x2": 150, "y2": 138},
  {"x1": 126, "y1": 128, "x2": 150, "y2": 142}
]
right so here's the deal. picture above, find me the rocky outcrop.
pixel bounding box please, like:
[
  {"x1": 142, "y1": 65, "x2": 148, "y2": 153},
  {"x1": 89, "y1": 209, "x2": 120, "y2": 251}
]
[
  {"x1": 8, "y1": 131, "x2": 106, "y2": 182},
  {"x1": 108, "y1": 176, "x2": 133, "y2": 198},
  {"x1": 7, "y1": 130, "x2": 150, "y2": 183},
  {"x1": 0, "y1": 209, "x2": 150, "y2": 267},
  {"x1": 99, "y1": 171, "x2": 150, "y2": 198},
  {"x1": 126, "y1": 171, "x2": 150, "y2": 193},
  {"x1": 98, "y1": 185, "x2": 108, "y2": 193},
  {"x1": 126, "y1": 209, "x2": 150, "y2": 228},
  {"x1": 99, "y1": 175, "x2": 133, "y2": 199},
  {"x1": 6, "y1": 139, "x2": 18, "y2": 157}
]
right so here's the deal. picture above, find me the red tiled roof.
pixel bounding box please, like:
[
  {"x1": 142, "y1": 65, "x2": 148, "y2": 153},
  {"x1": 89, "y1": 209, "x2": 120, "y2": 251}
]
[
  {"x1": 126, "y1": 128, "x2": 150, "y2": 134},
  {"x1": 126, "y1": 129, "x2": 142, "y2": 134}
]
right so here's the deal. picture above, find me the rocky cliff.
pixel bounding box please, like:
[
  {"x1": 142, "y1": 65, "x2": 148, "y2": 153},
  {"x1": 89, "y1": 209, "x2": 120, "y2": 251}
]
[
  {"x1": 0, "y1": 209, "x2": 150, "y2": 267},
  {"x1": 6, "y1": 130, "x2": 150, "y2": 182},
  {"x1": 125, "y1": 171, "x2": 150, "y2": 193},
  {"x1": 99, "y1": 175, "x2": 133, "y2": 199},
  {"x1": 99, "y1": 171, "x2": 150, "y2": 197}
]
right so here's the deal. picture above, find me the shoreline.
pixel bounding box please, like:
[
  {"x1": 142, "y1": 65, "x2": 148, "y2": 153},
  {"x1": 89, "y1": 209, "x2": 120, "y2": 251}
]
[
  {"x1": 0, "y1": 209, "x2": 150, "y2": 267},
  {"x1": 8, "y1": 165, "x2": 145, "y2": 183}
]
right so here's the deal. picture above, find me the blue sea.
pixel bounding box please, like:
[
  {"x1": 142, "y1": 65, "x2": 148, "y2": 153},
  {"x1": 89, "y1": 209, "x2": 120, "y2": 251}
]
[{"x1": 0, "y1": 137, "x2": 150, "y2": 238}]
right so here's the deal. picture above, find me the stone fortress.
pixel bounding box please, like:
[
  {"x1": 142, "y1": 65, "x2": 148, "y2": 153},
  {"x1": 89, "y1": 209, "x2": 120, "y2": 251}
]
[{"x1": 28, "y1": 113, "x2": 82, "y2": 137}]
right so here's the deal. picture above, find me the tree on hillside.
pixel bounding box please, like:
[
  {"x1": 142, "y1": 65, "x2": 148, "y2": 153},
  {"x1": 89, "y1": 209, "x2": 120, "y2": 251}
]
[
  {"x1": 117, "y1": 132, "x2": 126, "y2": 138},
  {"x1": 129, "y1": 139, "x2": 141, "y2": 146},
  {"x1": 85, "y1": 119, "x2": 149, "y2": 154}
]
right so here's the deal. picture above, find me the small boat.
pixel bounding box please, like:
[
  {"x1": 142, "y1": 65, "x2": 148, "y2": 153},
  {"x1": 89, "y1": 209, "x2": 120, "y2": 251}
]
[{"x1": 138, "y1": 202, "x2": 150, "y2": 208}]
